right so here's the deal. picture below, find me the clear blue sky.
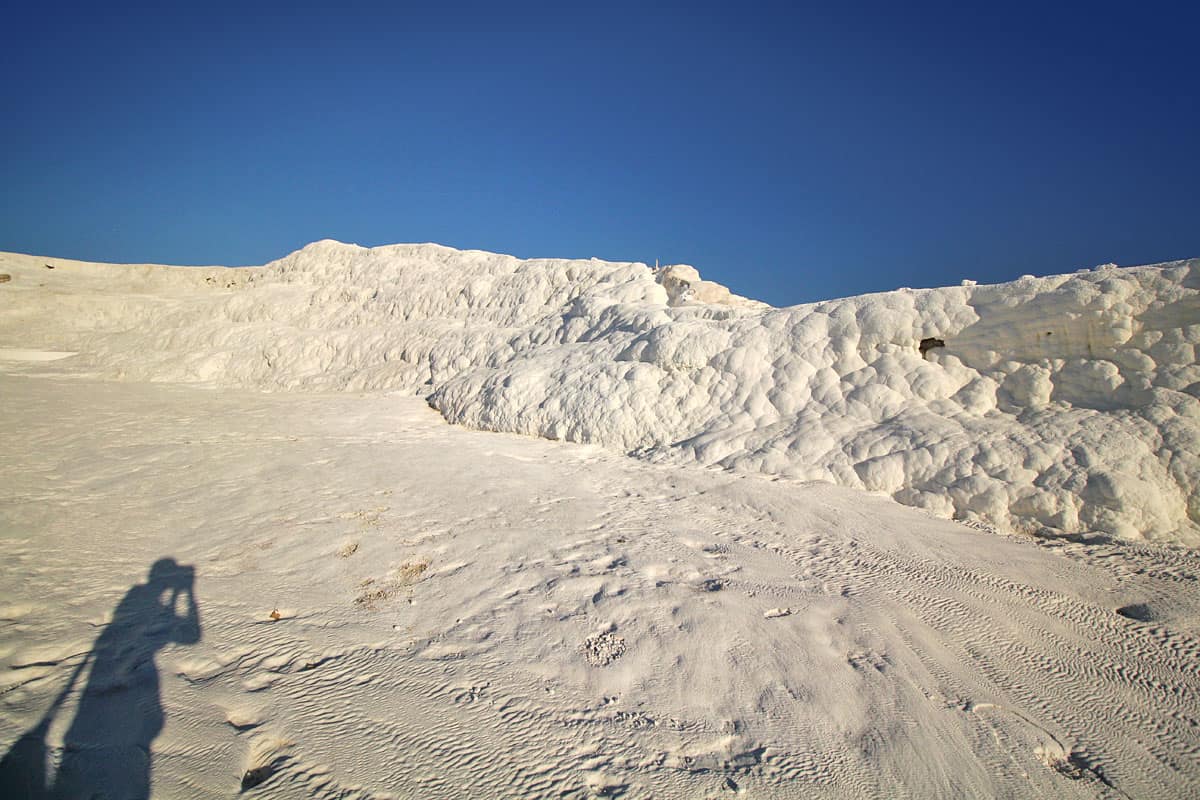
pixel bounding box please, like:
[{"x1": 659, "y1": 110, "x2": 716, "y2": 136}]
[{"x1": 2, "y1": 1, "x2": 1197, "y2": 305}]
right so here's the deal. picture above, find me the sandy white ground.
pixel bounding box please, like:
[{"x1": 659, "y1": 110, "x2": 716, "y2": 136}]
[
  {"x1": 1, "y1": 247, "x2": 1199, "y2": 798},
  {"x1": 2, "y1": 374, "x2": 1199, "y2": 799}
]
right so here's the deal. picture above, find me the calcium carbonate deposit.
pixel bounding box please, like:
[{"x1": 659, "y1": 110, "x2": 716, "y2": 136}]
[
  {"x1": 2, "y1": 241, "x2": 1197, "y2": 544},
  {"x1": 4, "y1": 242, "x2": 1200, "y2": 799}
]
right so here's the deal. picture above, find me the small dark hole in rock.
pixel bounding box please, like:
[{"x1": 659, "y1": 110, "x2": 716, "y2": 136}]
[
  {"x1": 1116, "y1": 603, "x2": 1155, "y2": 622},
  {"x1": 919, "y1": 337, "x2": 945, "y2": 357}
]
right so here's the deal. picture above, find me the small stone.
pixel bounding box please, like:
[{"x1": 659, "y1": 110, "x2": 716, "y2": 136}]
[
  {"x1": 583, "y1": 631, "x2": 627, "y2": 666},
  {"x1": 241, "y1": 764, "x2": 273, "y2": 791}
]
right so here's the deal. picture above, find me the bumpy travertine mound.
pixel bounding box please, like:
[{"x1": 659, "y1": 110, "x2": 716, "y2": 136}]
[{"x1": 1, "y1": 241, "x2": 1197, "y2": 543}]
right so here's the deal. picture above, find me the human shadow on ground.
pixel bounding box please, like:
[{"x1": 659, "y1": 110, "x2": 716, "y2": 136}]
[{"x1": 0, "y1": 558, "x2": 201, "y2": 799}]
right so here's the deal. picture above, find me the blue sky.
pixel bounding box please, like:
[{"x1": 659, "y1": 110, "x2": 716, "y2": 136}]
[{"x1": 2, "y1": 1, "x2": 1197, "y2": 305}]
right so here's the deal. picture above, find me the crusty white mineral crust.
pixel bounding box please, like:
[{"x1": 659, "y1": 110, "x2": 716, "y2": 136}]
[{"x1": 2, "y1": 242, "x2": 1197, "y2": 543}]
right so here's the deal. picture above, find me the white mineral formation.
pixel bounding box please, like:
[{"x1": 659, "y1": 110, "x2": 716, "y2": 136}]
[
  {"x1": 3, "y1": 243, "x2": 1200, "y2": 798},
  {"x1": 1, "y1": 242, "x2": 1197, "y2": 544}
]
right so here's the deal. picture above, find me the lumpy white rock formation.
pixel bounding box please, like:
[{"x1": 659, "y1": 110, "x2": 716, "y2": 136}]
[{"x1": 2, "y1": 241, "x2": 1198, "y2": 544}]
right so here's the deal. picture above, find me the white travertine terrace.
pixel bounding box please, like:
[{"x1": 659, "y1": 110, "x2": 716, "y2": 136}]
[{"x1": 2, "y1": 241, "x2": 1197, "y2": 544}]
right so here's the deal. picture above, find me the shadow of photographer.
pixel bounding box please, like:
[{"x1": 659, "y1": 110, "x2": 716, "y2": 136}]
[{"x1": 1, "y1": 557, "x2": 201, "y2": 799}]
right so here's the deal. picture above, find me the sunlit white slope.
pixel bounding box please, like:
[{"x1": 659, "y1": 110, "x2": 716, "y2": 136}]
[{"x1": 1, "y1": 241, "x2": 1197, "y2": 544}]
